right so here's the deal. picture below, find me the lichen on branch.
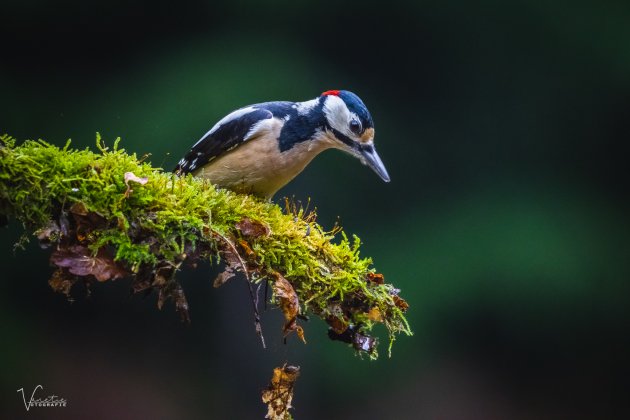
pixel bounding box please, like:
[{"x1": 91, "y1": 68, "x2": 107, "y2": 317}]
[{"x1": 0, "y1": 134, "x2": 411, "y2": 358}]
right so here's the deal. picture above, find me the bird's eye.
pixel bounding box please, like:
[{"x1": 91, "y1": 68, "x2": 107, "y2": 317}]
[{"x1": 349, "y1": 119, "x2": 362, "y2": 134}]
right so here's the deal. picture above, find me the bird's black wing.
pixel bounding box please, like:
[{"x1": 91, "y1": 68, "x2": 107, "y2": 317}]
[{"x1": 174, "y1": 107, "x2": 273, "y2": 174}]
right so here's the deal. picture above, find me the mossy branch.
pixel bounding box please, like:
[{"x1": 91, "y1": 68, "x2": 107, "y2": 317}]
[{"x1": 0, "y1": 134, "x2": 411, "y2": 358}]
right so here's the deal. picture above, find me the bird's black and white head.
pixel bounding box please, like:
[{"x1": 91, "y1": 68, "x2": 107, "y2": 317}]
[{"x1": 319, "y1": 90, "x2": 390, "y2": 182}]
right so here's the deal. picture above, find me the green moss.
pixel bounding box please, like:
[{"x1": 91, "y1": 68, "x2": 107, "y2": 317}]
[{"x1": 0, "y1": 134, "x2": 411, "y2": 358}]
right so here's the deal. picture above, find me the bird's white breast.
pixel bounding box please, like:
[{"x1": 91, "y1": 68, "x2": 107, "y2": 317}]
[{"x1": 192, "y1": 118, "x2": 331, "y2": 198}]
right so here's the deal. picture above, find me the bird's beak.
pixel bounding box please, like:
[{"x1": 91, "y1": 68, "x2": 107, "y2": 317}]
[{"x1": 359, "y1": 144, "x2": 390, "y2": 182}]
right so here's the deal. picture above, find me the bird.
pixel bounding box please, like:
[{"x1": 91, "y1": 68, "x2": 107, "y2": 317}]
[{"x1": 174, "y1": 90, "x2": 390, "y2": 198}]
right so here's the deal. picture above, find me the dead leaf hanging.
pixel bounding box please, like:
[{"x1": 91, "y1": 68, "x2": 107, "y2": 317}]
[
  {"x1": 261, "y1": 364, "x2": 300, "y2": 420},
  {"x1": 50, "y1": 244, "x2": 128, "y2": 282},
  {"x1": 273, "y1": 272, "x2": 306, "y2": 343}
]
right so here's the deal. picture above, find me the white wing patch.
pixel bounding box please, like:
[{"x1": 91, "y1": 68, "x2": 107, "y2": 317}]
[
  {"x1": 295, "y1": 98, "x2": 320, "y2": 116},
  {"x1": 192, "y1": 106, "x2": 258, "y2": 148},
  {"x1": 243, "y1": 117, "x2": 274, "y2": 141}
]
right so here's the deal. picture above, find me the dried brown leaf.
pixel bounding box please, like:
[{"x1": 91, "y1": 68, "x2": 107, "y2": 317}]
[
  {"x1": 48, "y1": 268, "x2": 78, "y2": 298},
  {"x1": 366, "y1": 306, "x2": 383, "y2": 322},
  {"x1": 236, "y1": 217, "x2": 270, "y2": 238},
  {"x1": 131, "y1": 266, "x2": 154, "y2": 293},
  {"x1": 393, "y1": 295, "x2": 409, "y2": 312},
  {"x1": 50, "y1": 244, "x2": 128, "y2": 282},
  {"x1": 213, "y1": 266, "x2": 237, "y2": 288},
  {"x1": 366, "y1": 272, "x2": 385, "y2": 284},
  {"x1": 295, "y1": 326, "x2": 306, "y2": 344},
  {"x1": 326, "y1": 315, "x2": 348, "y2": 334},
  {"x1": 68, "y1": 204, "x2": 107, "y2": 242},
  {"x1": 216, "y1": 236, "x2": 248, "y2": 272},
  {"x1": 153, "y1": 265, "x2": 171, "y2": 289},
  {"x1": 273, "y1": 273, "x2": 305, "y2": 342},
  {"x1": 153, "y1": 265, "x2": 190, "y2": 322},
  {"x1": 261, "y1": 364, "x2": 300, "y2": 420},
  {"x1": 238, "y1": 239, "x2": 257, "y2": 260},
  {"x1": 158, "y1": 282, "x2": 190, "y2": 323},
  {"x1": 69, "y1": 201, "x2": 89, "y2": 216},
  {"x1": 212, "y1": 239, "x2": 248, "y2": 288}
]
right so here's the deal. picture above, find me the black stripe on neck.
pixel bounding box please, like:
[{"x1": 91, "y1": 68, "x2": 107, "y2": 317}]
[{"x1": 330, "y1": 128, "x2": 357, "y2": 150}]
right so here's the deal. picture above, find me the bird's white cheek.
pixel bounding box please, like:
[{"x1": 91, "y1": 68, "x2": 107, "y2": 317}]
[{"x1": 323, "y1": 95, "x2": 351, "y2": 135}]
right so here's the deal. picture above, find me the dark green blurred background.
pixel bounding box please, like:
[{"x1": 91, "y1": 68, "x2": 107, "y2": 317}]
[{"x1": 2, "y1": 1, "x2": 629, "y2": 419}]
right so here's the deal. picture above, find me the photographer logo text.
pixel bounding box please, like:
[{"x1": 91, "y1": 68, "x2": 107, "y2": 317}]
[{"x1": 17, "y1": 385, "x2": 67, "y2": 411}]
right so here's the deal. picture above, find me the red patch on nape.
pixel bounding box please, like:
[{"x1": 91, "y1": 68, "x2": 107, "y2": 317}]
[{"x1": 321, "y1": 89, "x2": 340, "y2": 96}]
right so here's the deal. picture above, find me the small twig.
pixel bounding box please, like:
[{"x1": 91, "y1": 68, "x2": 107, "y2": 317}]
[
  {"x1": 256, "y1": 281, "x2": 264, "y2": 309},
  {"x1": 212, "y1": 229, "x2": 266, "y2": 349},
  {"x1": 264, "y1": 278, "x2": 269, "y2": 311}
]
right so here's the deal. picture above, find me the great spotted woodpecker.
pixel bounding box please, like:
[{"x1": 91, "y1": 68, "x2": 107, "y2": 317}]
[{"x1": 174, "y1": 90, "x2": 390, "y2": 198}]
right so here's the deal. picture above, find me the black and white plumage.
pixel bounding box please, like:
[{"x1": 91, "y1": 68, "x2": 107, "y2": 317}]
[{"x1": 174, "y1": 90, "x2": 390, "y2": 198}]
